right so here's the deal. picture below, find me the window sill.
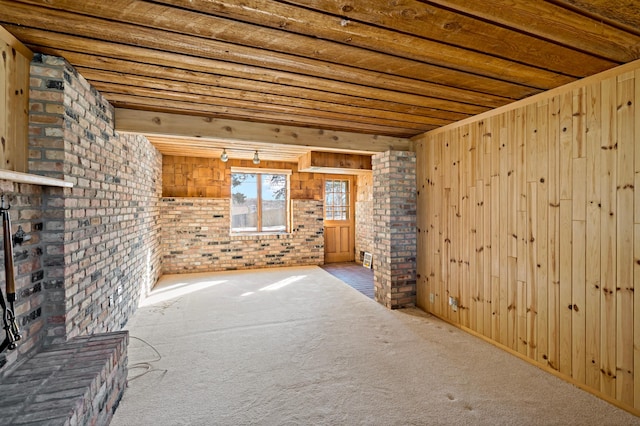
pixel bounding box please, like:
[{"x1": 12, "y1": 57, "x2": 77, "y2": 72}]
[{"x1": 230, "y1": 232, "x2": 292, "y2": 240}]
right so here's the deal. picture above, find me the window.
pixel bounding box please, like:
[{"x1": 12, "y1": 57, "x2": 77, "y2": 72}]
[
  {"x1": 325, "y1": 179, "x2": 350, "y2": 220},
  {"x1": 231, "y1": 169, "x2": 290, "y2": 233}
]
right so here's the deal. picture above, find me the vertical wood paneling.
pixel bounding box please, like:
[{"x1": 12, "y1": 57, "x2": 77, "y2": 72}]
[
  {"x1": 490, "y1": 115, "x2": 501, "y2": 342},
  {"x1": 600, "y1": 77, "x2": 617, "y2": 398},
  {"x1": 433, "y1": 133, "x2": 443, "y2": 317},
  {"x1": 435, "y1": 134, "x2": 442, "y2": 314},
  {"x1": 469, "y1": 186, "x2": 477, "y2": 331},
  {"x1": 616, "y1": 72, "x2": 634, "y2": 406},
  {"x1": 475, "y1": 181, "x2": 484, "y2": 332},
  {"x1": 0, "y1": 41, "x2": 5, "y2": 171},
  {"x1": 415, "y1": 61, "x2": 640, "y2": 415},
  {"x1": 527, "y1": 182, "x2": 538, "y2": 359},
  {"x1": 559, "y1": 91, "x2": 573, "y2": 376},
  {"x1": 526, "y1": 103, "x2": 538, "y2": 359},
  {"x1": 416, "y1": 140, "x2": 428, "y2": 308},
  {"x1": 507, "y1": 109, "x2": 518, "y2": 351},
  {"x1": 548, "y1": 96, "x2": 561, "y2": 371},
  {"x1": 468, "y1": 123, "x2": 479, "y2": 332},
  {"x1": 460, "y1": 125, "x2": 471, "y2": 327},
  {"x1": 635, "y1": 224, "x2": 640, "y2": 410},
  {"x1": 515, "y1": 106, "x2": 527, "y2": 356},
  {"x1": 451, "y1": 127, "x2": 461, "y2": 325},
  {"x1": 585, "y1": 82, "x2": 602, "y2": 390},
  {"x1": 634, "y1": 68, "x2": 640, "y2": 410},
  {"x1": 483, "y1": 119, "x2": 492, "y2": 337},
  {"x1": 536, "y1": 100, "x2": 549, "y2": 366},
  {"x1": 0, "y1": 30, "x2": 31, "y2": 173},
  {"x1": 572, "y1": 87, "x2": 587, "y2": 384}
]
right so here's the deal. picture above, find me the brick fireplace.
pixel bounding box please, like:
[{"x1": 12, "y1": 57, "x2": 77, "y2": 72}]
[{"x1": 0, "y1": 54, "x2": 162, "y2": 424}]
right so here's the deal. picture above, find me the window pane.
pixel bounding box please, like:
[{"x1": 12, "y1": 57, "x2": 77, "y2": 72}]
[
  {"x1": 325, "y1": 192, "x2": 334, "y2": 206},
  {"x1": 324, "y1": 179, "x2": 349, "y2": 220},
  {"x1": 231, "y1": 173, "x2": 258, "y2": 232},
  {"x1": 262, "y1": 174, "x2": 286, "y2": 232}
]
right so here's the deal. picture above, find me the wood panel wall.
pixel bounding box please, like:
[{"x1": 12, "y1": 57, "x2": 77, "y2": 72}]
[
  {"x1": 0, "y1": 26, "x2": 31, "y2": 172},
  {"x1": 162, "y1": 155, "x2": 323, "y2": 200},
  {"x1": 415, "y1": 59, "x2": 640, "y2": 414}
]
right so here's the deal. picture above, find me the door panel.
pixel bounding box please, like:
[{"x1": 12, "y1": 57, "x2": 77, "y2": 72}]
[
  {"x1": 324, "y1": 176, "x2": 355, "y2": 263},
  {"x1": 325, "y1": 227, "x2": 337, "y2": 253}
]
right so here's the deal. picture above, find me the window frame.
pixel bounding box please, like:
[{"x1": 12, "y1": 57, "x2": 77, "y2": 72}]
[
  {"x1": 324, "y1": 178, "x2": 351, "y2": 221},
  {"x1": 230, "y1": 167, "x2": 292, "y2": 234}
]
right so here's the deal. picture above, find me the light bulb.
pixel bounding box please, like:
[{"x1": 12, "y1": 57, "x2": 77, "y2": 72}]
[
  {"x1": 220, "y1": 149, "x2": 228, "y2": 162},
  {"x1": 252, "y1": 151, "x2": 260, "y2": 165}
]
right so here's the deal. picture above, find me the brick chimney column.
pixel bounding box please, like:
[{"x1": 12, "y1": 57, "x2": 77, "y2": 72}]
[{"x1": 372, "y1": 151, "x2": 417, "y2": 309}]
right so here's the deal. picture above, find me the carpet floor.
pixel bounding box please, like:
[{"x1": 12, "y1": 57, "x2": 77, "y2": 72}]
[{"x1": 111, "y1": 266, "x2": 639, "y2": 426}]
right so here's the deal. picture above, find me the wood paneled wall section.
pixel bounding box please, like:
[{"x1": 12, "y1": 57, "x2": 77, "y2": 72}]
[
  {"x1": 0, "y1": 26, "x2": 31, "y2": 172},
  {"x1": 162, "y1": 155, "x2": 323, "y2": 200},
  {"x1": 415, "y1": 60, "x2": 640, "y2": 414}
]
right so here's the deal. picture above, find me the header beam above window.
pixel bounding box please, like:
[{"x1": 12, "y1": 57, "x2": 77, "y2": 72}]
[{"x1": 231, "y1": 167, "x2": 292, "y2": 175}]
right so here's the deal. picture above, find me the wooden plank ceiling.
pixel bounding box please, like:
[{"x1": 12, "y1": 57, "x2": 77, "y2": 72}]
[{"x1": 1, "y1": 0, "x2": 640, "y2": 161}]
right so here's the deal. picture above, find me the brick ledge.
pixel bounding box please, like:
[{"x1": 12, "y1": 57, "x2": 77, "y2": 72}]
[{"x1": 0, "y1": 332, "x2": 128, "y2": 426}]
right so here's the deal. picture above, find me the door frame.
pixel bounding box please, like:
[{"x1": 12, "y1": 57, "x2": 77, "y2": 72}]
[{"x1": 323, "y1": 175, "x2": 355, "y2": 263}]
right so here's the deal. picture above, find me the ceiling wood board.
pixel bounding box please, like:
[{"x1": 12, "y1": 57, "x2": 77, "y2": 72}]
[
  {"x1": 1, "y1": 0, "x2": 639, "y2": 160},
  {"x1": 82, "y1": 71, "x2": 453, "y2": 129},
  {"x1": 11, "y1": 29, "x2": 492, "y2": 117}
]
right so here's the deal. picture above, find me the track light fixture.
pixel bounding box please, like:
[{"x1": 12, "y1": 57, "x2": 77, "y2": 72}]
[
  {"x1": 253, "y1": 150, "x2": 260, "y2": 165},
  {"x1": 220, "y1": 148, "x2": 229, "y2": 162}
]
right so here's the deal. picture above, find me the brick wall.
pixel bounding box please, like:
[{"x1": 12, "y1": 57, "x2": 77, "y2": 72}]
[
  {"x1": 0, "y1": 181, "x2": 46, "y2": 371},
  {"x1": 372, "y1": 151, "x2": 417, "y2": 309},
  {"x1": 355, "y1": 172, "x2": 373, "y2": 264},
  {"x1": 161, "y1": 198, "x2": 324, "y2": 273},
  {"x1": 0, "y1": 332, "x2": 128, "y2": 425},
  {"x1": 0, "y1": 53, "x2": 157, "y2": 422},
  {"x1": 27, "y1": 54, "x2": 162, "y2": 345},
  {"x1": 4, "y1": 55, "x2": 161, "y2": 352},
  {"x1": 161, "y1": 155, "x2": 324, "y2": 273}
]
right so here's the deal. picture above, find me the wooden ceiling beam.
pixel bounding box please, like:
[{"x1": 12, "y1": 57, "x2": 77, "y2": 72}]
[
  {"x1": 12, "y1": 0, "x2": 540, "y2": 100},
  {"x1": 110, "y1": 97, "x2": 427, "y2": 137},
  {"x1": 429, "y1": 0, "x2": 640, "y2": 62},
  {"x1": 286, "y1": 0, "x2": 618, "y2": 75},
  {"x1": 550, "y1": 0, "x2": 640, "y2": 38},
  {"x1": 98, "y1": 87, "x2": 436, "y2": 134},
  {"x1": 298, "y1": 151, "x2": 372, "y2": 175},
  {"x1": 153, "y1": 0, "x2": 577, "y2": 87},
  {"x1": 8, "y1": 27, "x2": 494, "y2": 117},
  {"x1": 0, "y1": 2, "x2": 514, "y2": 108},
  {"x1": 66, "y1": 54, "x2": 471, "y2": 122},
  {"x1": 114, "y1": 109, "x2": 414, "y2": 153},
  {"x1": 12, "y1": 29, "x2": 498, "y2": 121},
  {"x1": 84, "y1": 71, "x2": 452, "y2": 129}
]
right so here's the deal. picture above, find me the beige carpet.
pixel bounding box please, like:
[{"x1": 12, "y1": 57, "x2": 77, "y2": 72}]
[{"x1": 111, "y1": 266, "x2": 639, "y2": 425}]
